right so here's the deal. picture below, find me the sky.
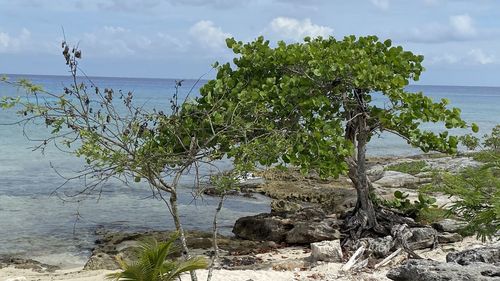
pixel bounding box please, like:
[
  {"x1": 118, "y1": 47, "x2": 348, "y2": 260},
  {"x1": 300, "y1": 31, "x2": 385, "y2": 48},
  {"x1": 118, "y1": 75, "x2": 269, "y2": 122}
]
[{"x1": 1, "y1": 0, "x2": 499, "y2": 86}]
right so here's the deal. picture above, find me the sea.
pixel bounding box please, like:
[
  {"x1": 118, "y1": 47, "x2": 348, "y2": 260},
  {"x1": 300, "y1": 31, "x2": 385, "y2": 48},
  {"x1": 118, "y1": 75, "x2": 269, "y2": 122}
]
[{"x1": 0, "y1": 74, "x2": 499, "y2": 267}]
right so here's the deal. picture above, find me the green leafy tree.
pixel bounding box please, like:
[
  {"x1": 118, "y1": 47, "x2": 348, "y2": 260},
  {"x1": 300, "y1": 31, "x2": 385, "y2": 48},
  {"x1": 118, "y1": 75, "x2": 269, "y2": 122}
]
[
  {"x1": 1, "y1": 42, "x2": 249, "y2": 281},
  {"x1": 107, "y1": 234, "x2": 207, "y2": 281},
  {"x1": 195, "y1": 35, "x2": 477, "y2": 236}
]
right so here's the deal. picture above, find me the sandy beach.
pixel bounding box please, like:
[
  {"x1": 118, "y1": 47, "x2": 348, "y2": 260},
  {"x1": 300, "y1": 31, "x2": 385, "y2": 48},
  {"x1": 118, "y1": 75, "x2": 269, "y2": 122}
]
[{"x1": 1, "y1": 236, "x2": 496, "y2": 281}]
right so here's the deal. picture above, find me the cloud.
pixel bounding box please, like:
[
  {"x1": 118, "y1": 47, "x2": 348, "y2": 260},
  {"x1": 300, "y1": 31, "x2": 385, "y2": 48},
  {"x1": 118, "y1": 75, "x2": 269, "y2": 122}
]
[
  {"x1": 468, "y1": 49, "x2": 495, "y2": 65},
  {"x1": 80, "y1": 26, "x2": 188, "y2": 58},
  {"x1": 429, "y1": 49, "x2": 495, "y2": 65},
  {"x1": 370, "y1": 0, "x2": 390, "y2": 10},
  {"x1": 406, "y1": 14, "x2": 478, "y2": 43},
  {"x1": 0, "y1": 28, "x2": 31, "y2": 53},
  {"x1": 269, "y1": 17, "x2": 333, "y2": 41},
  {"x1": 189, "y1": 20, "x2": 231, "y2": 49},
  {"x1": 449, "y1": 14, "x2": 475, "y2": 37}
]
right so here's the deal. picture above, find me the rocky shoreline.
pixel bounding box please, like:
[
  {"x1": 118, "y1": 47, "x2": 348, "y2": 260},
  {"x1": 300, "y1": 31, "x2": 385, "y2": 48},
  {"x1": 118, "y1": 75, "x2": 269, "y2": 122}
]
[{"x1": 1, "y1": 153, "x2": 498, "y2": 281}]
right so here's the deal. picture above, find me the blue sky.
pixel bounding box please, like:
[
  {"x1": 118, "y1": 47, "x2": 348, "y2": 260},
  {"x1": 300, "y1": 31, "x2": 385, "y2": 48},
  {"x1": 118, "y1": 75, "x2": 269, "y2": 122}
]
[{"x1": 1, "y1": 0, "x2": 499, "y2": 86}]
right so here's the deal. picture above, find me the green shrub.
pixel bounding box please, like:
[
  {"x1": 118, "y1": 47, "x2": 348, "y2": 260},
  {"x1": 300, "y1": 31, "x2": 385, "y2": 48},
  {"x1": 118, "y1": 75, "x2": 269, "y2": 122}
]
[
  {"x1": 385, "y1": 161, "x2": 428, "y2": 175},
  {"x1": 416, "y1": 207, "x2": 449, "y2": 225},
  {"x1": 107, "y1": 234, "x2": 207, "y2": 281},
  {"x1": 437, "y1": 163, "x2": 499, "y2": 241},
  {"x1": 483, "y1": 125, "x2": 500, "y2": 151},
  {"x1": 471, "y1": 150, "x2": 500, "y2": 163},
  {"x1": 459, "y1": 134, "x2": 480, "y2": 150},
  {"x1": 382, "y1": 190, "x2": 438, "y2": 221}
]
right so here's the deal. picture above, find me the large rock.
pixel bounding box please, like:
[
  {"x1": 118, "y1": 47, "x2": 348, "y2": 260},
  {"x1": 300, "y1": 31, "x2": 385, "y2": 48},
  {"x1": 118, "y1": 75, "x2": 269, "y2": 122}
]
[
  {"x1": 374, "y1": 171, "x2": 426, "y2": 189},
  {"x1": 437, "y1": 232, "x2": 463, "y2": 244},
  {"x1": 256, "y1": 174, "x2": 357, "y2": 214},
  {"x1": 447, "y1": 246, "x2": 500, "y2": 265},
  {"x1": 432, "y1": 218, "x2": 467, "y2": 233},
  {"x1": 367, "y1": 164, "x2": 385, "y2": 182},
  {"x1": 310, "y1": 240, "x2": 343, "y2": 262},
  {"x1": 233, "y1": 208, "x2": 342, "y2": 244},
  {"x1": 83, "y1": 252, "x2": 119, "y2": 270},
  {"x1": 0, "y1": 257, "x2": 60, "y2": 273},
  {"x1": 387, "y1": 259, "x2": 500, "y2": 281},
  {"x1": 232, "y1": 213, "x2": 293, "y2": 242},
  {"x1": 407, "y1": 227, "x2": 438, "y2": 250},
  {"x1": 286, "y1": 219, "x2": 341, "y2": 244},
  {"x1": 424, "y1": 157, "x2": 480, "y2": 173}
]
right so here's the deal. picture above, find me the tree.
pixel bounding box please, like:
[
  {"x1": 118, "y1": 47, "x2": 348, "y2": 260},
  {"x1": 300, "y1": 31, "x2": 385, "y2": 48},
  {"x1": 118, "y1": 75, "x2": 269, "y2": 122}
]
[
  {"x1": 0, "y1": 42, "x2": 248, "y2": 281},
  {"x1": 194, "y1": 35, "x2": 477, "y2": 237}
]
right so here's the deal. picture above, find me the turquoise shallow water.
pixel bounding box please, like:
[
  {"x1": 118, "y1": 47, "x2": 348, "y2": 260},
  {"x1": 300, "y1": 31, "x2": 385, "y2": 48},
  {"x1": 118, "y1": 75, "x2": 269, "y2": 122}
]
[{"x1": 0, "y1": 74, "x2": 499, "y2": 267}]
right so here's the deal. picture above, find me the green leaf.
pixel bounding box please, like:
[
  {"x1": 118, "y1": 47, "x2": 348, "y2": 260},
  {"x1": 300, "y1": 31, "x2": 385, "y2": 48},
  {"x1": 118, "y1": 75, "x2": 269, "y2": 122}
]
[{"x1": 471, "y1": 123, "x2": 479, "y2": 133}]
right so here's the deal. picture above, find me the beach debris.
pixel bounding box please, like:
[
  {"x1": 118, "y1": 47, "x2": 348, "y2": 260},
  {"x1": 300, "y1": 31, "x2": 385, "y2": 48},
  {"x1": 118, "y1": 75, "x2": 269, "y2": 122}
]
[
  {"x1": 341, "y1": 245, "x2": 366, "y2": 271},
  {"x1": 374, "y1": 248, "x2": 403, "y2": 269}
]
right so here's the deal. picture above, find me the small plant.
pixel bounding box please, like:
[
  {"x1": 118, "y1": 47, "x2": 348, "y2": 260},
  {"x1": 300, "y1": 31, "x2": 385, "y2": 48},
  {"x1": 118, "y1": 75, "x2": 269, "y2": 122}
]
[
  {"x1": 385, "y1": 161, "x2": 428, "y2": 175},
  {"x1": 106, "y1": 234, "x2": 207, "y2": 281},
  {"x1": 438, "y1": 164, "x2": 499, "y2": 241},
  {"x1": 459, "y1": 134, "x2": 480, "y2": 151},
  {"x1": 383, "y1": 190, "x2": 438, "y2": 221},
  {"x1": 483, "y1": 124, "x2": 500, "y2": 151}
]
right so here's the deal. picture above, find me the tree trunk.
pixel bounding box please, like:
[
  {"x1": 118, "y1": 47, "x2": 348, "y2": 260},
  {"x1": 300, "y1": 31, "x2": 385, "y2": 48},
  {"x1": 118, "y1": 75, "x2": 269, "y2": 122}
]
[
  {"x1": 345, "y1": 111, "x2": 378, "y2": 238},
  {"x1": 170, "y1": 193, "x2": 198, "y2": 281},
  {"x1": 207, "y1": 195, "x2": 224, "y2": 281},
  {"x1": 353, "y1": 125, "x2": 377, "y2": 229}
]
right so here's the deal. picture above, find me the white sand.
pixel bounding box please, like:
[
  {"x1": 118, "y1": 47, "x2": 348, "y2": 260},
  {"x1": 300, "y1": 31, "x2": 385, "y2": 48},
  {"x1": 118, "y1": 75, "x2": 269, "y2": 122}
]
[{"x1": 0, "y1": 237, "x2": 496, "y2": 281}]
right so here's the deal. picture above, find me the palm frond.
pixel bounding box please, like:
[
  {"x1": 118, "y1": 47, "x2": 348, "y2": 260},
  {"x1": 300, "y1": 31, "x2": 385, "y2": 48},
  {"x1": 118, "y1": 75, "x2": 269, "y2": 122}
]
[{"x1": 106, "y1": 233, "x2": 207, "y2": 281}]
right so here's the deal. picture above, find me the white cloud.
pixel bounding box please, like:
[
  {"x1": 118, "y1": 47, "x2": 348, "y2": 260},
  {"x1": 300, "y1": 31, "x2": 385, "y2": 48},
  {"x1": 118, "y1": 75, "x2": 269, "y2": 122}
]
[
  {"x1": 429, "y1": 53, "x2": 459, "y2": 64},
  {"x1": 406, "y1": 14, "x2": 478, "y2": 43},
  {"x1": 468, "y1": 49, "x2": 495, "y2": 65},
  {"x1": 429, "y1": 49, "x2": 495, "y2": 65},
  {"x1": 189, "y1": 20, "x2": 231, "y2": 49},
  {"x1": 269, "y1": 17, "x2": 333, "y2": 41},
  {"x1": 0, "y1": 28, "x2": 31, "y2": 53},
  {"x1": 449, "y1": 14, "x2": 476, "y2": 37},
  {"x1": 80, "y1": 26, "x2": 188, "y2": 58},
  {"x1": 370, "y1": 0, "x2": 390, "y2": 10}
]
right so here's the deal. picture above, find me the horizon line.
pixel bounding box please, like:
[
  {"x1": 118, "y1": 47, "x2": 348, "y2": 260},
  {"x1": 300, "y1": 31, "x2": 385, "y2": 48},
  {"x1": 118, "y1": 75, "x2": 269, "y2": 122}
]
[{"x1": 2, "y1": 72, "x2": 499, "y2": 88}]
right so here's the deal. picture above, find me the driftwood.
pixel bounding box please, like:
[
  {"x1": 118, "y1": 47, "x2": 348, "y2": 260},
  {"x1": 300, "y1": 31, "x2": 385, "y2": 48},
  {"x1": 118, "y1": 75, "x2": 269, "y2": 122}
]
[
  {"x1": 374, "y1": 248, "x2": 403, "y2": 269},
  {"x1": 341, "y1": 245, "x2": 366, "y2": 271}
]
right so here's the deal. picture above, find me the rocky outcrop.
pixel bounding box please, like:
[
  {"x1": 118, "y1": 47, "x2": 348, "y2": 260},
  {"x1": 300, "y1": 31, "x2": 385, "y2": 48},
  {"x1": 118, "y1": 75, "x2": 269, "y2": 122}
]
[
  {"x1": 232, "y1": 213, "x2": 294, "y2": 242},
  {"x1": 387, "y1": 259, "x2": 500, "y2": 281},
  {"x1": 84, "y1": 229, "x2": 278, "y2": 270},
  {"x1": 0, "y1": 257, "x2": 60, "y2": 273},
  {"x1": 254, "y1": 168, "x2": 357, "y2": 214},
  {"x1": 286, "y1": 220, "x2": 341, "y2": 244},
  {"x1": 310, "y1": 240, "x2": 343, "y2": 262},
  {"x1": 374, "y1": 171, "x2": 430, "y2": 189},
  {"x1": 407, "y1": 227, "x2": 438, "y2": 250},
  {"x1": 270, "y1": 199, "x2": 303, "y2": 213},
  {"x1": 432, "y1": 218, "x2": 467, "y2": 233},
  {"x1": 233, "y1": 208, "x2": 342, "y2": 244},
  {"x1": 437, "y1": 232, "x2": 463, "y2": 243},
  {"x1": 424, "y1": 156, "x2": 480, "y2": 173},
  {"x1": 447, "y1": 246, "x2": 500, "y2": 265},
  {"x1": 367, "y1": 164, "x2": 385, "y2": 182},
  {"x1": 84, "y1": 252, "x2": 119, "y2": 270}
]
